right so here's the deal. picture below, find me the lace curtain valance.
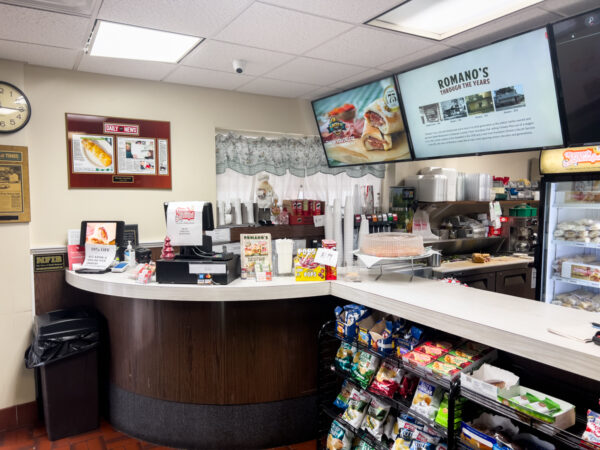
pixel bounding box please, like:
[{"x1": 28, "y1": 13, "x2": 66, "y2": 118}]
[{"x1": 215, "y1": 132, "x2": 385, "y2": 179}]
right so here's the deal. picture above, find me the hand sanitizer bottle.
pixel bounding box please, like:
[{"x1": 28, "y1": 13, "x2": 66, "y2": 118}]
[{"x1": 125, "y1": 241, "x2": 135, "y2": 266}]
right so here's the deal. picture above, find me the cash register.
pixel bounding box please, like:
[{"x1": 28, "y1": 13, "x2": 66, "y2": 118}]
[{"x1": 156, "y1": 202, "x2": 240, "y2": 284}]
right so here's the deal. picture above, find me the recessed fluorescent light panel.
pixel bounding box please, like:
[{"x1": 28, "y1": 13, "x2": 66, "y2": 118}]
[
  {"x1": 367, "y1": 0, "x2": 543, "y2": 40},
  {"x1": 89, "y1": 21, "x2": 202, "y2": 63}
]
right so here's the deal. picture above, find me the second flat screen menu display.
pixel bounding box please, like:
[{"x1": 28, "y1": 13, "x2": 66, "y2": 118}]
[{"x1": 396, "y1": 28, "x2": 563, "y2": 159}]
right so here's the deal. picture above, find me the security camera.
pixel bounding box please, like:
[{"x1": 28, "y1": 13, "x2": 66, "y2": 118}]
[{"x1": 233, "y1": 59, "x2": 246, "y2": 74}]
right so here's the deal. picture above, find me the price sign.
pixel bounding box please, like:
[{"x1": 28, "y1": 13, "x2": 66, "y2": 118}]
[{"x1": 315, "y1": 248, "x2": 338, "y2": 267}]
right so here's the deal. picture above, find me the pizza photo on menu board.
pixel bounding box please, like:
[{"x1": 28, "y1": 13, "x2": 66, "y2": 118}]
[{"x1": 312, "y1": 76, "x2": 411, "y2": 167}]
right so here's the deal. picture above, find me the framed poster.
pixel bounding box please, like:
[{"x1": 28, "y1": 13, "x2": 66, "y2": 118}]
[
  {"x1": 0, "y1": 145, "x2": 30, "y2": 223},
  {"x1": 66, "y1": 113, "x2": 171, "y2": 189}
]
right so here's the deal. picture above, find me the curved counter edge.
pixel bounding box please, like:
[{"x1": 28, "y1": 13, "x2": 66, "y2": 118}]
[{"x1": 66, "y1": 270, "x2": 600, "y2": 382}]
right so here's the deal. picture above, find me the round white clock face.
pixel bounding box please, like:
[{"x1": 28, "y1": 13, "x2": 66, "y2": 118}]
[{"x1": 0, "y1": 82, "x2": 31, "y2": 133}]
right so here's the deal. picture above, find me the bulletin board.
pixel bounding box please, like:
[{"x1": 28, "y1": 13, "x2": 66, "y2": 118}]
[
  {"x1": 66, "y1": 113, "x2": 172, "y2": 189},
  {"x1": 0, "y1": 145, "x2": 30, "y2": 223}
]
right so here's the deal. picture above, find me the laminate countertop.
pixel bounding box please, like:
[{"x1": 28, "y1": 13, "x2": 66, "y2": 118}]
[{"x1": 66, "y1": 270, "x2": 600, "y2": 381}]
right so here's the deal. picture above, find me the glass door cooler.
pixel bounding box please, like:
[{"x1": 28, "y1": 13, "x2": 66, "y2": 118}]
[{"x1": 538, "y1": 168, "x2": 600, "y2": 312}]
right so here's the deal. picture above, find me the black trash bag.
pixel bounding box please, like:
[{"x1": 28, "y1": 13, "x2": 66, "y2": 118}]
[{"x1": 25, "y1": 331, "x2": 99, "y2": 368}]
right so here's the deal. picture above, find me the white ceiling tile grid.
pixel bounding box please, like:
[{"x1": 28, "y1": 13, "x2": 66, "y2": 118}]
[
  {"x1": 78, "y1": 55, "x2": 175, "y2": 81},
  {"x1": 0, "y1": 3, "x2": 91, "y2": 48},
  {"x1": 0, "y1": 0, "x2": 597, "y2": 99},
  {"x1": 257, "y1": 0, "x2": 406, "y2": 24},
  {"x1": 237, "y1": 77, "x2": 321, "y2": 98},
  {"x1": 164, "y1": 65, "x2": 255, "y2": 90},
  {"x1": 97, "y1": 0, "x2": 255, "y2": 38},
  {"x1": 180, "y1": 40, "x2": 294, "y2": 76},
  {"x1": 215, "y1": 2, "x2": 353, "y2": 54},
  {"x1": 0, "y1": 39, "x2": 79, "y2": 69},
  {"x1": 305, "y1": 25, "x2": 436, "y2": 68},
  {"x1": 264, "y1": 57, "x2": 369, "y2": 86}
]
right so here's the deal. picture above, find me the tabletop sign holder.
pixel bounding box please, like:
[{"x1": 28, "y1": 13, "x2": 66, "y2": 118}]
[
  {"x1": 0, "y1": 145, "x2": 31, "y2": 223},
  {"x1": 66, "y1": 113, "x2": 172, "y2": 189}
]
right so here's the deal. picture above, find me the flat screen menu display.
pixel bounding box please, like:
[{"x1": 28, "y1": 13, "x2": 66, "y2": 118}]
[
  {"x1": 396, "y1": 28, "x2": 564, "y2": 160},
  {"x1": 312, "y1": 76, "x2": 412, "y2": 167},
  {"x1": 552, "y1": 8, "x2": 600, "y2": 145}
]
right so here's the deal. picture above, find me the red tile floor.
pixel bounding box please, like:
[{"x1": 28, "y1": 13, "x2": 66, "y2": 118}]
[{"x1": 0, "y1": 420, "x2": 317, "y2": 450}]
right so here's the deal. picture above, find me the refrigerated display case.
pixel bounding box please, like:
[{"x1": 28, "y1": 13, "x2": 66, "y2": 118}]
[{"x1": 538, "y1": 167, "x2": 600, "y2": 312}]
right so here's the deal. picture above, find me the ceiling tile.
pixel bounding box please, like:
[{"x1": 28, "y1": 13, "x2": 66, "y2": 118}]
[
  {"x1": 98, "y1": 0, "x2": 254, "y2": 37},
  {"x1": 300, "y1": 86, "x2": 340, "y2": 100},
  {"x1": 77, "y1": 55, "x2": 175, "y2": 81},
  {"x1": 377, "y1": 44, "x2": 458, "y2": 72},
  {"x1": 237, "y1": 77, "x2": 320, "y2": 98},
  {"x1": 265, "y1": 57, "x2": 368, "y2": 86},
  {"x1": 259, "y1": 0, "x2": 406, "y2": 24},
  {"x1": 215, "y1": 3, "x2": 353, "y2": 54},
  {"x1": 443, "y1": 7, "x2": 561, "y2": 49},
  {"x1": 0, "y1": 4, "x2": 91, "y2": 48},
  {"x1": 329, "y1": 68, "x2": 389, "y2": 89},
  {"x1": 180, "y1": 40, "x2": 294, "y2": 76},
  {"x1": 306, "y1": 26, "x2": 434, "y2": 67},
  {"x1": 0, "y1": 40, "x2": 78, "y2": 69},
  {"x1": 539, "y1": 0, "x2": 599, "y2": 18},
  {"x1": 164, "y1": 66, "x2": 254, "y2": 90}
]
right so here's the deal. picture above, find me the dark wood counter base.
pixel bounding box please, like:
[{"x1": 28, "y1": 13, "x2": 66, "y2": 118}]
[{"x1": 108, "y1": 383, "x2": 317, "y2": 449}]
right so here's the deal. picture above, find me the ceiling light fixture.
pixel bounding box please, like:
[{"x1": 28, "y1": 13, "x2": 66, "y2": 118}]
[
  {"x1": 367, "y1": 0, "x2": 543, "y2": 40},
  {"x1": 88, "y1": 21, "x2": 202, "y2": 63}
]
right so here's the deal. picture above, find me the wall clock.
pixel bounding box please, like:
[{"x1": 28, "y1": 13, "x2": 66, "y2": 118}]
[{"x1": 0, "y1": 81, "x2": 31, "y2": 134}]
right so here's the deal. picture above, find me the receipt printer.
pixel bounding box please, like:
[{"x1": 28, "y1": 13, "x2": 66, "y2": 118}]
[{"x1": 156, "y1": 255, "x2": 239, "y2": 285}]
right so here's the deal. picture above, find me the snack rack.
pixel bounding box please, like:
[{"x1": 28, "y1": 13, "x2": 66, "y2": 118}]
[
  {"x1": 317, "y1": 319, "x2": 600, "y2": 450},
  {"x1": 317, "y1": 320, "x2": 459, "y2": 449}
]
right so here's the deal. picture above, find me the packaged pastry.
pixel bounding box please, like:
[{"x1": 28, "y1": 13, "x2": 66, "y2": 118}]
[
  {"x1": 426, "y1": 361, "x2": 461, "y2": 378},
  {"x1": 369, "y1": 361, "x2": 404, "y2": 398},
  {"x1": 450, "y1": 347, "x2": 482, "y2": 361},
  {"x1": 404, "y1": 351, "x2": 435, "y2": 366},
  {"x1": 327, "y1": 420, "x2": 354, "y2": 450},
  {"x1": 335, "y1": 304, "x2": 370, "y2": 338},
  {"x1": 582, "y1": 409, "x2": 600, "y2": 445},
  {"x1": 335, "y1": 342, "x2": 358, "y2": 372},
  {"x1": 421, "y1": 340, "x2": 454, "y2": 351},
  {"x1": 351, "y1": 351, "x2": 381, "y2": 389},
  {"x1": 334, "y1": 379, "x2": 357, "y2": 409},
  {"x1": 342, "y1": 388, "x2": 371, "y2": 428},
  {"x1": 415, "y1": 344, "x2": 447, "y2": 358},
  {"x1": 411, "y1": 379, "x2": 443, "y2": 419},
  {"x1": 553, "y1": 229, "x2": 565, "y2": 238},
  {"x1": 362, "y1": 396, "x2": 392, "y2": 440},
  {"x1": 440, "y1": 353, "x2": 472, "y2": 368}
]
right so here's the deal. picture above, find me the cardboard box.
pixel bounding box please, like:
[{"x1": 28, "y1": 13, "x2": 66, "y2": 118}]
[
  {"x1": 460, "y1": 363, "x2": 520, "y2": 401},
  {"x1": 356, "y1": 314, "x2": 379, "y2": 347},
  {"x1": 561, "y1": 260, "x2": 600, "y2": 283},
  {"x1": 294, "y1": 248, "x2": 325, "y2": 281},
  {"x1": 498, "y1": 386, "x2": 576, "y2": 428},
  {"x1": 289, "y1": 214, "x2": 314, "y2": 225}
]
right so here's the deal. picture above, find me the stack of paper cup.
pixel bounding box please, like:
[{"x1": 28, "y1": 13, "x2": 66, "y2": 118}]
[
  {"x1": 244, "y1": 201, "x2": 255, "y2": 224},
  {"x1": 343, "y1": 195, "x2": 354, "y2": 267},
  {"x1": 333, "y1": 199, "x2": 344, "y2": 268},
  {"x1": 325, "y1": 205, "x2": 334, "y2": 241}
]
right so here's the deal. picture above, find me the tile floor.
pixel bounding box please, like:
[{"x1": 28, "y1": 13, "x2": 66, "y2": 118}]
[{"x1": 0, "y1": 420, "x2": 317, "y2": 450}]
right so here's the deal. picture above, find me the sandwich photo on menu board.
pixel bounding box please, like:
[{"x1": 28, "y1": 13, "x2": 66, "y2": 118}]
[{"x1": 312, "y1": 77, "x2": 411, "y2": 166}]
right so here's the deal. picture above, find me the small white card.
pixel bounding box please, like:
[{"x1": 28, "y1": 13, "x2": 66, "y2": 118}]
[
  {"x1": 315, "y1": 248, "x2": 338, "y2": 267},
  {"x1": 313, "y1": 215, "x2": 325, "y2": 227}
]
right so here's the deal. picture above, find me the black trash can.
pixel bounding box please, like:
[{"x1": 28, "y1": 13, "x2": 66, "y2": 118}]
[{"x1": 25, "y1": 308, "x2": 99, "y2": 441}]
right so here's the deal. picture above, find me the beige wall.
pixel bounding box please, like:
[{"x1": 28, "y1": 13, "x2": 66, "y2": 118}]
[
  {"x1": 0, "y1": 59, "x2": 35, "y2": 409},
  {"x1": 1, "y1": 62, "x2": 540, "y2": 411}
]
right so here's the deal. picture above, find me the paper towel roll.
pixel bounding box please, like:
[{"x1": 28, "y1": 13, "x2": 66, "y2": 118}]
[
  {"x1": 333, "y1": 199, "x2": 344, "y2": 268},
  {"x1": 343, "y1": 195, "x2": 354, "y2": 267}
]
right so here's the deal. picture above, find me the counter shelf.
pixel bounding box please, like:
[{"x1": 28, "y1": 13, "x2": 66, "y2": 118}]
[
  {"x1": 554, "y1": 203, "x2": 600, "y2": 210},
  {"x1": 459, "y1": 385, "x2": 600, "y2": 450},
  {"x1": 552, "y1": 240, "x2": 600, "y2": 250},
  {"x1": 553, "y1": 276, "x2": 600, "y2": 290}
]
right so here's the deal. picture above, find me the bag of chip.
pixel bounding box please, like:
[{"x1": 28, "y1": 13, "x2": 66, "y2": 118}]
[
  {"x1": 392, "y1": 438, "x2": 412, "y2": 450},
  {"x1": 335, "y1": 342, "x2": 357, "y2": 372},
  {"x1": 327, "y1": 420, "x2": 354, "y2": 450},
  {"x1": 362, "y1": 396, "x2": 392, "y2": 441},
  {"x1": 411, "y1": 379, "x2": 443, "y2": 419},
  {"x1": 382, "y1": 414, "x2": 397, "y2": 443},
  {"x1": 342, "y1": 388, "x2": 371, "y2": 428},
  {"x1": 409, "y1": 441, "x2": 435, "y2": 449},
  {"x1": 369, "y1": 360, "x2": 403, "y2": 398},
  {"x1": 399, "y1": 374, "x2": 419, "y2": 400},
  {"x1": 412, "y1": 429, "x2": 440, "y2": 445},
  {"x1": 351, "y1": 351, "x2": 381, "y2": 389},
  {"x1": 334, "y1": 379, "x2": 356, "y2": 410},
  {"x1": 582, "y1": 409, "x2": 600, "y2": 445},
  {"x1": 395, "y1": 416, "x2": 423, "y2": 441},
  {"x1": 351, "y1": 438, "x2": 376, "y2": 450}
]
